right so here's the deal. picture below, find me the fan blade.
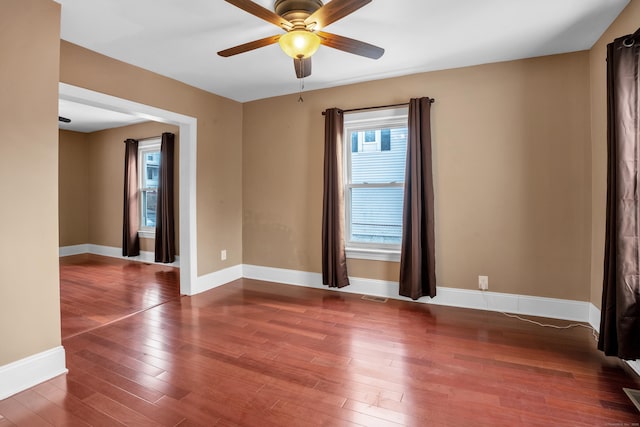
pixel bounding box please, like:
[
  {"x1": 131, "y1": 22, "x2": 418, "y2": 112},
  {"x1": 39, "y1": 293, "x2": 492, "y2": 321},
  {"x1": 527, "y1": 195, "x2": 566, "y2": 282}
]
[
  {"x1": 305, "y1": 0, "x2": 371, "y2": 30},
  {"x1": 317, "y1": 31, "x2": 384, "y2": 59},
  {"x1": 218, "y1": 35, "x2": 281, "y2": 57},
  {"x1": 294, "y1": 57, "x2": 312, "y2": 78},
  {"x1": 225, "y1": 0, "x2": 293, "y2": 30}
]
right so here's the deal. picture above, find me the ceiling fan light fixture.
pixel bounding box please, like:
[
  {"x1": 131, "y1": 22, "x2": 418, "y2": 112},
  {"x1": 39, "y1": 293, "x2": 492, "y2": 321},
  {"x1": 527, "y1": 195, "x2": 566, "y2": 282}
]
[{"x1": 279, "y1": 30, "x2": 320, "y2": 59}]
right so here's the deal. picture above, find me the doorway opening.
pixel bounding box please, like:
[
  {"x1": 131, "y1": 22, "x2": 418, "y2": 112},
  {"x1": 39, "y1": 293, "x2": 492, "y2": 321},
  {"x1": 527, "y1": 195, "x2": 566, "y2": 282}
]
[{"x1": 59, "y1": 83, "x2": 197, "y2": 296}]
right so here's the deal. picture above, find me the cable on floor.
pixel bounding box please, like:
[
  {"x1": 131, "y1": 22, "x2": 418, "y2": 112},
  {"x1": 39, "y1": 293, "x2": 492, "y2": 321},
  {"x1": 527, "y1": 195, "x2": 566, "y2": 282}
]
[
  {"x1": 500, "y1": 311, "x2": 599, "y2": 342},
  {"x1": 477, "y1": 290, "x2": 599, "y2": 342}
]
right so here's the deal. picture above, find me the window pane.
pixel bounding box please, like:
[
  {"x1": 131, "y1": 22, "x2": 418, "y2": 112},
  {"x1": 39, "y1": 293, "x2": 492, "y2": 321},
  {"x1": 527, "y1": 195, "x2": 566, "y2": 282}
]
[
  {"x1": 142, "y1": 190, "x2": 157, "y2": 227},
  {"x1": 364, "y1": 130, "x2": 376, "y2": 142},
  {"x1": 381, "y1": 128, "x2": 391, "y2": 151},
  {"x1": 143, "y1": 152, "x2": 160, "y2": 189},
  {"x1": 351, "y1": 127, "x2": 407, "y2": 184},
  {"x1": 349, "y1": 186, "x2": 404, "y2": 244}
]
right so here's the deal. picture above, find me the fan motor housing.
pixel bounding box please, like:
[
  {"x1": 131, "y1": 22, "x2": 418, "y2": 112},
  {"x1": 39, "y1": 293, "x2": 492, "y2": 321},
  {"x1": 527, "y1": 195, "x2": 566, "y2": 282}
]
[{"x1": 274, "y1": 0, "x2": 323, "y2": 22}]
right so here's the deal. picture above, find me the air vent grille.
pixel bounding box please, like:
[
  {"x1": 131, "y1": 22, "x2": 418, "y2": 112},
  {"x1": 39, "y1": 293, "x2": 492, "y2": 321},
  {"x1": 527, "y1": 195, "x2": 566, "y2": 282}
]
[{"x1": 361, "y1": 295, "x2": 388, "y2": 303}]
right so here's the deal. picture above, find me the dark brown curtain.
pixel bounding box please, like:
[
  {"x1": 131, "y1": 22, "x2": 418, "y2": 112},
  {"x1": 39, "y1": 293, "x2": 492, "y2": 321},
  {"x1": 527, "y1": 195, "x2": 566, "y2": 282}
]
[
  {"x1": 122, "y1": 138, "x2": 140, "y2": 257},
  {"x1": 399, "y1": 97, "x2": 436, "y2": 299},
  {"x1": 155, "y1": 132, "x2": 176, "y2": 263},
  {"x1": 599, "y1": 29, "x2": 640, "y2": 360},
  {"x1": 322, "y1": 108, "x2": 350, "y2": 288}
]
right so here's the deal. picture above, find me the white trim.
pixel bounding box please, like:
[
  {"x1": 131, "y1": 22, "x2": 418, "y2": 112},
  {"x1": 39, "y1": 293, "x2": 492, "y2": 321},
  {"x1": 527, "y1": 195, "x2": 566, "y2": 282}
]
[
  {"x1": 59, "y1": 83, "x2": 197, "y2": 295},
  {"x1": 0, "y1": 346, "x2": 67, "y2": 400},
  {"x1": 627, "y1": 360, "x2": 640, "y2": 377},
  {"x1": 242, "y1": 264, "x2": 595, "y2": 324},
  {"x1": 243, "y1": 264, "x2": 323, "y2": 287},
  {"x1": 343, "y1": 107, "x2": 408, "y2": 255},
  {"x1": 194, "y1": 264, "x2": 243, "y2": 295},
  {"x1": 138, "y1": 141, "x2": 161, "y2": 233},
  {"x1": 139, "y1": 138, "x2": 161, "y2": 149},
  {"x1": 589, "y1": 303, "x2": 601, "y2": 333},
  {"x1": 59, "y1": 244, "x2": 90, "y2": 257},
  {"x1": 138, "y1": 230, "x2": 156, "y2": 239},
  {"x1": 346, "y1": 247, "x2": 400, "y2": 262},
  {"x1": 58, "y1": 244, "x2": 180, "y2": 268}
]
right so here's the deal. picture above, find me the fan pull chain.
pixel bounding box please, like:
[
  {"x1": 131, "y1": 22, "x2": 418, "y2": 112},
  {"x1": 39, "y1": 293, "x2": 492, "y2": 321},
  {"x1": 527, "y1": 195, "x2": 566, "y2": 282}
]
[
  {"x1": 298, "y1": 57, "x2": 305, "y2": 103},
  {"x1": 298, "y1": 77, "x2": 305, "y2": 102}
]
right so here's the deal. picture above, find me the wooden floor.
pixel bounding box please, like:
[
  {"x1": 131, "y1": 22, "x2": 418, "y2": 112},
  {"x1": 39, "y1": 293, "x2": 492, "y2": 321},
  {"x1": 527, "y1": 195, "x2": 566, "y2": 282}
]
[
  {"x1": 59, "y1": 254, "x2": 181, "y2": 339},
  {"x1": 2, "y1": 255, "x2": 640, "y2": 425}
]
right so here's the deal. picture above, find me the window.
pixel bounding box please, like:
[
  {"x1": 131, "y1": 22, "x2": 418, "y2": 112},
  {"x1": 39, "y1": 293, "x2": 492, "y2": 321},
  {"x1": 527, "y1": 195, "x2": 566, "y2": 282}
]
[
  {"x1": 139, "y1": 139, "x2": 161, "y2": 238},
  {"x1": 344, "y1": 107, "x2": 408, "y2": 261}
]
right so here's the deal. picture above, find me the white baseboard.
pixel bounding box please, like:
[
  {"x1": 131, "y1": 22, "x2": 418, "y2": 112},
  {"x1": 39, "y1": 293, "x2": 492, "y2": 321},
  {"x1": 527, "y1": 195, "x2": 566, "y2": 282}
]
[
  {"x1": 242, "y1": 264, "x2": 598, "y2": 325},
  {"x1": 589, "y1": 303, "x2": 601, "y2": 333},
  {"x1": 59, "y1": 244, "x2": 89, "y2": 257},
  {"x1": 193, "y1": 264, "x2": 243, "y2": 295},
  {"x1": 627, "y1": 360, "x2": 640, "y2": 377},
  {"x1": 59, "y1": 244, "x2": 180, "y2": 268},
  {"x1": 0, "y1": 346, "x2": 67, "y2": 400}
]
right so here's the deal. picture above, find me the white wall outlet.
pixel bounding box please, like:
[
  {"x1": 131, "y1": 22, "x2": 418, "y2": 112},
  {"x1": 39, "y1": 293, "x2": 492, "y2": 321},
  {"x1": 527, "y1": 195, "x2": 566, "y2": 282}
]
[
  {"x1": 221, "y1": 249, "x2": 227, "y2": 261},
  {"x1": 478, "y1": 275, "x2": 489, "y2": 291}
]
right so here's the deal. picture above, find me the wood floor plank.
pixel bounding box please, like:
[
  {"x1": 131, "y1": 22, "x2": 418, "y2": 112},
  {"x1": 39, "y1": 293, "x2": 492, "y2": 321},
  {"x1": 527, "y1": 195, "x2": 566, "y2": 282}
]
[
  {"x1": 3, "y1": 255, "x2": 640, "y2": 426},
  {"x1": 81, "y1": 394, "x2": 160, "y2": 427},
  {"x1": 31, "y1": 382, "x2": 124, "y2": 427},
  {"x1": 59, "y1": 254, "x2": 180, "y2": 339},
  {"x1": 63, "y1": 368, "x2": 185, "y2": 426},
  {"x1": 0, "y1": 398, "x2": 52, "y2": 427},
  {"x1": 11, "y1": 389, "x2": 89, "y2": 427}
]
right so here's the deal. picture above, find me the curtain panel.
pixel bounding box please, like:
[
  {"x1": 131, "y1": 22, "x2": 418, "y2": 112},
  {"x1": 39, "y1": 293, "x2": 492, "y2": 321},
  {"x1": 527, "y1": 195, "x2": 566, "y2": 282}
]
[
  {"x1": 322, "y1": 108, "x2": 350, "y2": 288},
  {"x1": 399, "y1": 97, "x2": 436, "y2": 299},
  {"x1": 155, "y1": 132, "x2": 176, "y2": 263},
  {"x1": 122, "y1": 138, "x2": 140, "y2": 257},
  {"x1": 599, "y1": 29, "x2": 640, "y2": 359}
]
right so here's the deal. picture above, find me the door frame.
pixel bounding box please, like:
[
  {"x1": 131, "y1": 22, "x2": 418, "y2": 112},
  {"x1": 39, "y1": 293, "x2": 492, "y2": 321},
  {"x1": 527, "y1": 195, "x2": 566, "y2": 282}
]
[{"x1": 59, "y1": 82, "x2": 198, "y2": 295}]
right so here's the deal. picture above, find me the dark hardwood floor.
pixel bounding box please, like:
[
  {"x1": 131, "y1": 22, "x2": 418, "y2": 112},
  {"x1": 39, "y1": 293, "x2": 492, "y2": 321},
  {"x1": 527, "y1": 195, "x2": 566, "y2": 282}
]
[
  {"x1": 59, "y1": 254, "x2": 180, "y2": 339},
  {"x1": 1, "y1": 254, "x2": 640, "y2": 425}
]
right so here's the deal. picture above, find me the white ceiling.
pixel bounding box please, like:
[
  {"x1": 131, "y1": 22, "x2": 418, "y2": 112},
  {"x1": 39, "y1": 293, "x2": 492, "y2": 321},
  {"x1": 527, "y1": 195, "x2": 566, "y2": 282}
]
[
  {"x1": 58, "y1": 99, "x2": 148, "y2": 132},
  {"x1": 55, "y1": 0, "x2": 629, "y2": 131}
]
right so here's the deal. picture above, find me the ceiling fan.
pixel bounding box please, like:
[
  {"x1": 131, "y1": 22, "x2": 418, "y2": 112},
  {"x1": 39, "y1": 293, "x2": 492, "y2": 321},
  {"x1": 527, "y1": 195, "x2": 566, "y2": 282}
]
[{"x1": 218, "y1": 0, "x2": 384, "y2": 79}]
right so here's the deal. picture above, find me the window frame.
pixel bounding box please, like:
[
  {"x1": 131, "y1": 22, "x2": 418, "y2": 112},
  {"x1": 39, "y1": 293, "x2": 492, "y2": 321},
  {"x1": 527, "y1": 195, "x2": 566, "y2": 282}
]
[
  {"x1": 138, "y1": 138, "x2": 161, "y2": 239},
  {"x1": 343, "y1": 107, "x2": 409, "y2": 262}
]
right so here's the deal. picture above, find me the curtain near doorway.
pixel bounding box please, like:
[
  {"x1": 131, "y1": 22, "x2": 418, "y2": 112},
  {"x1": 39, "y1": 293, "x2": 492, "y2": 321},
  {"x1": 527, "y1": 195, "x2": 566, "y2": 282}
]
[
  {"x1": 122, "y1": 138, "x2": 140, "y2": 257},
  {"x1": 155, "y1": 132, "x2": 176, "y2": 263}
]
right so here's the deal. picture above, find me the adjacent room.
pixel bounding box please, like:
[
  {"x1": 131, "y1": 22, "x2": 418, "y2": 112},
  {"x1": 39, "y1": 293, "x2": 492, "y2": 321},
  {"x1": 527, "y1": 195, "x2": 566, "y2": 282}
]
[{"x1": 3, "y1": 0, "x2": 640, "y2": 424}]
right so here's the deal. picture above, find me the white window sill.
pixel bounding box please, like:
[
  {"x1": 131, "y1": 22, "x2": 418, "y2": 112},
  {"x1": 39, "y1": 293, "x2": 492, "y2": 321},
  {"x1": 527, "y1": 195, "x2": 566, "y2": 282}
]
[
  {"x1": 138, "y1": 230, "x2": 155, "y2": 239},
  {"x1": 346, "y1": 247, "x2": 400, "y2": 262}
]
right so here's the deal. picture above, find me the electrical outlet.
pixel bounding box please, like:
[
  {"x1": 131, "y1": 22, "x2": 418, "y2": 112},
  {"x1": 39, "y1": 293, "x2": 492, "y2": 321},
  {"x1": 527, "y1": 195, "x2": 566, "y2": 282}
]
[
  {"x1": 221, "y1": 250, "x2": 227, "y2": 261},
  {"x1": 478, "y1": 275, "x2": 489, "y2": 291}
]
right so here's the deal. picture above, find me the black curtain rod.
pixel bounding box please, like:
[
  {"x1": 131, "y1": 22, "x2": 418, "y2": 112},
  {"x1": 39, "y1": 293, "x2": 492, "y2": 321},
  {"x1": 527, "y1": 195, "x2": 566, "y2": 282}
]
[
  {"x1": 124, "y1": 135, "x2": 162, "y2": 143},
  {"x1": 321, "y1": 99, "x2": 435, "y2": 115}
]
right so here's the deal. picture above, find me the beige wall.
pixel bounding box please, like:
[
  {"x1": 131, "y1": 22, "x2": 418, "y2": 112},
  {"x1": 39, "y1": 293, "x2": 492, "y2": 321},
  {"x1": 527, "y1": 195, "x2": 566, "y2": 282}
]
[
  {"x1": 244, "y1": 51, "x2": 592, "y2": 301},
  {"x1": 59, "y1": 130, "x2": 90, "y2": 246},
  {"x1": 0, "y1": 0, "x2": 61, "y2": 365},
  {"x1": 86, "y1": 121, "x2": 180, "y2": 254},
  {"x1": 60, "y1": 41, "x2": 243, "y2": 275},
  {"x1": 589, "y1": 1, "x2": 640, "y2": 308}
]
